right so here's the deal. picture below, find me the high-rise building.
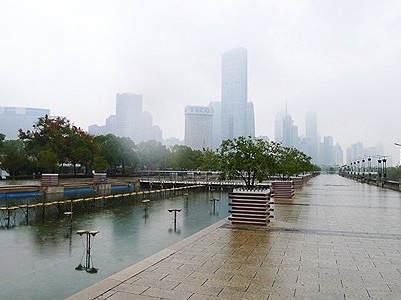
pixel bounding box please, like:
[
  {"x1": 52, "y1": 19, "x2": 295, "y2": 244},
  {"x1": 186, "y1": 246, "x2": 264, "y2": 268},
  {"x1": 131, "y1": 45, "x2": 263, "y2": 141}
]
[
  {"x1": 305, "y1": 111, "x2": 318, "y2": 163},
  {"x1": 320, "y1": 136, "x2": 335, "y2": 166},
  {"x1": 221, "y1": 47, "x2": 254, "y2": 141},
  {"x1": 141, "y1": 111, "x2": 162, "y2": 142},
  {"x1": 275, "y1": 112, "x2": 298, "y2": 148},
  {"x1": 89, "y1": 94, "x2": 163, "y2": 142},
  {"x1": 88, "y1": 115, "x2": 116, "y2": 136},
  {"x1": 335, "y1": 143, "x2": 343, "y2": 166},
  {"x1": 115, "y1": 93, "x2": 142, "y2": 143},
  {"x1": 0, "y1": 107, "x2": 50, "y2": 139},
  {"x1": 246, "y1": 102, "x2": 255, "y2": 137},
  {"x1": 185, "y1": 105, "x2": 213, "y2": 150},
  {"x1": 210, "y1": 101, "x2": 222, "y2": 150}
]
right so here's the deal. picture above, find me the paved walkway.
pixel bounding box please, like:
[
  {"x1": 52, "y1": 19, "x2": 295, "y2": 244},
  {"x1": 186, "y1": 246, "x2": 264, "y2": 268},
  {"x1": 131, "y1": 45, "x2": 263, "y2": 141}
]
[{"x1": 68, "y1": 174, "x2": 401, "y2": 299}]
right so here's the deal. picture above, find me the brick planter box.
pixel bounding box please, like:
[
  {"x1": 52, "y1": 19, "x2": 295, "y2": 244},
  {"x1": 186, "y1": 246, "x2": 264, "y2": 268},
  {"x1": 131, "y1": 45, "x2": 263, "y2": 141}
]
[
  {"x1": 272, "y1": 181, "x2": 295, "y2": 199},
  {"x1": 229, "y1": 189, "x2": 273, "y2": 226}
]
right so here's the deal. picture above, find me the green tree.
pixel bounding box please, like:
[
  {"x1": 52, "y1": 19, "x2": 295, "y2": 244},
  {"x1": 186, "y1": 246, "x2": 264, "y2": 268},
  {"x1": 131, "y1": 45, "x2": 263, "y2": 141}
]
[
  {"x1": 36, "y1": 148, "x2": 59, "y2": 173},
  {"x1": 169, "y1": 145, "x2": 202, "y2": 170},
  {"x1": 0, "y1": 140, "x2": 30, "y2": 179},
  {"x1": 68, "y1": 130, "x2": 97, "y2": 175},
  {"x1": 92, "y1": 155, "x2": 110, "y2": 173},
  {"x1": 0, "y1": 133, "x2": 5, "y2": 151},
  {"x1": 19, "y1": 115, "x2": 97, "y2": 175},
  {"x1": 275, "y1": 146, "x2": 313, "y2": 180},
  {"x1": 137, "y1": 140, "x2": 169, "y2": 170},
  {"x1": 198, "y1": 149, "x2": 221, "y2": 171},
  {"x1": 219, "y1": 136, "x2": 276, "y2": 189},
  {"x1": 386, "y1": 167, "x2": 401, "y2": 181},
  {"x1": 95, "y1": 134, "x2": 138, "y2": 174}
]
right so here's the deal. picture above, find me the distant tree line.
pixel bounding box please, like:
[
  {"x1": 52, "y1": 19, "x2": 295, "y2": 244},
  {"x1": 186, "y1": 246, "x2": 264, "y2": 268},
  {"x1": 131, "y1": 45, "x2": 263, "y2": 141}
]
[
  {"x1": 386, "y1": 167, "x2": 401, "y2": 182},
  {"x1": 0, "y1": 116, "x2": 319, "y2": 184}
]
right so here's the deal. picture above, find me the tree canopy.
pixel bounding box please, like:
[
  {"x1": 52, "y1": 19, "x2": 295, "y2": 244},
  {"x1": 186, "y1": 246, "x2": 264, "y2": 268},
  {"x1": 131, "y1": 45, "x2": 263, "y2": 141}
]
[
  {"x1": 200, "y1": 136, "x2": 315, "y2": 189},
  {"x1": 1, "y1": 115, "x2": 316, "y2": 182},
  {"x1": 18, "y1": 115, "x2": 97, "y2": 175}
]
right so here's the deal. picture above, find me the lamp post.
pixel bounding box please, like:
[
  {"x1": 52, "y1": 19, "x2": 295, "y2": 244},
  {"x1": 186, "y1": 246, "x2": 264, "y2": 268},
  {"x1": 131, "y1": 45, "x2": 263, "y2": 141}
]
[
  {"x1": 382, "y1": 158, "x2": 387, "y2": 179},
  {"x1": 378, "y1": 159, "x2": 382, "y2": 180}
]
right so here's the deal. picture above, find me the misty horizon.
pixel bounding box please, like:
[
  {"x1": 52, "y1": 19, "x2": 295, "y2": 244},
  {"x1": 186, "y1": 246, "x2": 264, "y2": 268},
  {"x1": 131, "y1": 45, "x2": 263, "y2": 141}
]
[{"x1": 1, "y1": 1, "x2": 400, "y2": 164}]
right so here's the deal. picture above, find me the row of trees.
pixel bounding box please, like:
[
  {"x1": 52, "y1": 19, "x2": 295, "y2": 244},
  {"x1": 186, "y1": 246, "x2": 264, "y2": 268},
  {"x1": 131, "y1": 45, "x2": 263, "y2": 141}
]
[{"x1": 0, "y1": 116, "x2": 318, "y2": 186}]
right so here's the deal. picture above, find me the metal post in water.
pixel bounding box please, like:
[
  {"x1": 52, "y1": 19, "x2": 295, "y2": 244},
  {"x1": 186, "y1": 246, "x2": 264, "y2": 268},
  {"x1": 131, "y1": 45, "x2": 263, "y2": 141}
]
[
  {"x1": 142, "y1": 199, "x2": 150, "y2": 212},
  {"x1": 76, "y1": 230, "x2": 99, "y2": 273},
  {"x1": 168, "y1": 208, "x2": 181, "y2": 231},
  {"x1": 210, "y1": 198, "x2": 219, "y2": 214}
]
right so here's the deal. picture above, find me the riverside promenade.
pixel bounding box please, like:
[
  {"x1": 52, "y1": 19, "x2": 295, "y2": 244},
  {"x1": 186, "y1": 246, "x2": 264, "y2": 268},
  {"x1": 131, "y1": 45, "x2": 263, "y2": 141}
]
[{"x1": 68, "y1": 174, "x2": 401, "y2": 300}]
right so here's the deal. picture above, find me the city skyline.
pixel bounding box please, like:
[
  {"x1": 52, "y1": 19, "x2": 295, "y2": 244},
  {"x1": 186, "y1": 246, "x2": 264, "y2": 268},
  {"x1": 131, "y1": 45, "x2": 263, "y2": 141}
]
[
  {"x1": 0, "y1": 103, "x2": 391, "y2": 166},
  {"x1": 1, "y1": 1, "x2": 400, "y2": 162}
]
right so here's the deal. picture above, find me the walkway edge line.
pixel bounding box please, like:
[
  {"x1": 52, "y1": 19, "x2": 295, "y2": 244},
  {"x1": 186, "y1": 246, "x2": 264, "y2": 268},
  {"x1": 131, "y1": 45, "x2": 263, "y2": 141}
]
[{"x1": 66, "y1": 218, "x2": 229, "y2": 300}]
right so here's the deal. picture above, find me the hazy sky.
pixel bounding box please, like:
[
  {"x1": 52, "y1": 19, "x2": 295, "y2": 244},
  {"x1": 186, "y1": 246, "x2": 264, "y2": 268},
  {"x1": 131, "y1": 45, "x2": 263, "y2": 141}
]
[{"x1": 1, "y1": 0, "x2": 401, "y2": 163}]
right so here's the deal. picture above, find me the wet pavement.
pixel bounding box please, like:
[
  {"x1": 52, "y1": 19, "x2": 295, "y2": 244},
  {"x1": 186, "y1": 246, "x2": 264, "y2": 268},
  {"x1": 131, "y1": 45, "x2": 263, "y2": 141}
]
[{"x1": 68, "y1": 174, "x2": 401, "y2": 299}]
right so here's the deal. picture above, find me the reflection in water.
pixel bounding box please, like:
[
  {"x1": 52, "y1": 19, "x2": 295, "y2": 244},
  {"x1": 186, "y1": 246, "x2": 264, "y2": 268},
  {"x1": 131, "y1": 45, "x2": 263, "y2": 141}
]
[{"x1": 0, "y1": 191, "x2": 228, "y2": 300}]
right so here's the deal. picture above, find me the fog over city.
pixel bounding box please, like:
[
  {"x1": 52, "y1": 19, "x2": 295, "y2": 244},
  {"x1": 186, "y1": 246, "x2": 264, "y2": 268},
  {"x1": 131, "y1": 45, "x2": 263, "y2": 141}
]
[{"x1": 1, "y1": 0, "x2": 401, "y2": 163}]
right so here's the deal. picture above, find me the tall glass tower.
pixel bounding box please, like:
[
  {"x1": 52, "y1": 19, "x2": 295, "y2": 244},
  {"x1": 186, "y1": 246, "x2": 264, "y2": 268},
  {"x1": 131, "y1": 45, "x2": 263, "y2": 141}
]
[{"x1": 221, "y1": 47, "x2": 253, "y2": 141}]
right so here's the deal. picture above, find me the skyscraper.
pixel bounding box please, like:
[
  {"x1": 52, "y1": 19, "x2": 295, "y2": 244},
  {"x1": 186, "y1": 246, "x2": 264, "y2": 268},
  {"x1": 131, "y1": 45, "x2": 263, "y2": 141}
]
[
  {"x1": 221, "y1": 47, "x2": 253, "y2": 140},
  {"x1": 210, "y1": 101, "x2": 222, "y2": 150},
  {"x1": 246, "y1": 102, "x2": 255, "y2": 137},
  {"x1": 275, "y1": 111, "x2": 298, "y2": 148},
  {"x1": 115, "y1": 93, "x2": 142, "y2": 142}
]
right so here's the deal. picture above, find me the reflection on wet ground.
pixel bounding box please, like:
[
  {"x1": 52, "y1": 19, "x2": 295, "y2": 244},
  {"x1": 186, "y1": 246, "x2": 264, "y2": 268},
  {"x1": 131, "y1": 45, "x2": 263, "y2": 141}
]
[
  {"x1": 0, "y1": 190, "x2": 229, "y2": 300},
  {"x1": 71, "y1": 174, "x2": 401, "y2": 300}
]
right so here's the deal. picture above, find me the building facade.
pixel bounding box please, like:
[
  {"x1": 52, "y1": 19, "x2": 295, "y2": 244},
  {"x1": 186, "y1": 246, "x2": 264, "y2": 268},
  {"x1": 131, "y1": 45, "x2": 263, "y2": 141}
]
[
  {"x1": 0, "y1": 107, "x2": 50, "y2": 139},
  {"x1": 115, "y1": 93, "x2": 142, "y2": 143},
  {"x1": 184, "y1": 105, "x2": 213, "y2": 150},
  {"x1": 221, "y1": 47, "x2": 254, "y2": 141},
  {"x1": 210, "y1": 101, "x2": 222, "y2": 150},
  {"x1": 305, "y1": 111, "x2": 318, "y2": 163}
]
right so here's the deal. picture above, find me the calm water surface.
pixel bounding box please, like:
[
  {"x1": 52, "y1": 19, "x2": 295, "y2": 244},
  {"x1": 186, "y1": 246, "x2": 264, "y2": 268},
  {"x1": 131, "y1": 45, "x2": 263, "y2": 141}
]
[{"x1": 0, "y1": 191, "x2": 229, "y2": 300}]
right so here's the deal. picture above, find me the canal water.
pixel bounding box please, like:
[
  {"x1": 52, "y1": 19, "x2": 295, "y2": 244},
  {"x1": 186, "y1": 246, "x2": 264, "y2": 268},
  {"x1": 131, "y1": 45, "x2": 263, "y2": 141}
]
[{"x1": 0, "y1": 190, "x2": 229, "y2": 300}]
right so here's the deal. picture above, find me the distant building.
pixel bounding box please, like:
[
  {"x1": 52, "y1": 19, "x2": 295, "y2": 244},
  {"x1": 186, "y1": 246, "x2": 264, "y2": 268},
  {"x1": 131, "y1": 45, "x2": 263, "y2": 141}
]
[
  {"x1": 88, "y1": 115, "x2": 116, "y2": 136},
  {"x1": 115, "y1": 93, "x2": 142, "y2": 143},
  {"x1": 140, "y1": 111, "x2": 162, "y2": 142},
  {"x1": 346, "y1": 142, "x2": 383, "y2": 165},
  {"x1": 275, "y1": 112, "x2": 299, "y2": 148},
  {"x1": 246, "y1": 102, "x2": 255, "y2": 137},
  {"x1": 141, "y1": 111, "x2": 162, "y2": 143},
  {"x1": 164, "y1": 137, "x2": 184, "y2": 147},
  {"x1": 185, "y1": 105, "x2": 213, "y2": 150},
  {"x1": 305, "y1": 111, "x2": 318, "y2": 163},
  {"x1": 0, "y1": 107, "x2": 50, "y2": 139},
  {"x1": 320, "y1": 136, "x2": 335, "y2": 166},
  {"x1": 88, "y1": 93, "x2": 163, "y2": 143},
  {"x1": 210, "y1": 101, "x2": 222, "y2": 150},
  {"x1": 334, "y1": 143, "x2": 343, "y2": 166},
  {"x1": 221, "y1": 47, "x2": 254, "y2": 141}
]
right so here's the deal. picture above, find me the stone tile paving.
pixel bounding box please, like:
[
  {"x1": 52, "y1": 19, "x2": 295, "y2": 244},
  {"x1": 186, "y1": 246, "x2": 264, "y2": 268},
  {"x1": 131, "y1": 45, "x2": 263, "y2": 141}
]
[{"x1": 68, "y1": 174, "x2": 401, "y2": 299}]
